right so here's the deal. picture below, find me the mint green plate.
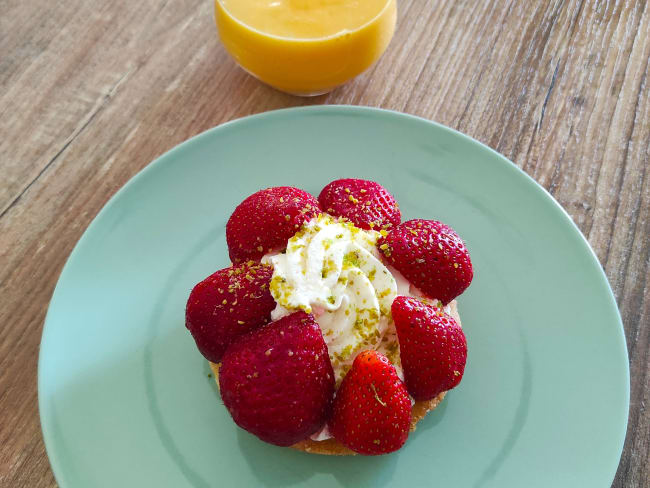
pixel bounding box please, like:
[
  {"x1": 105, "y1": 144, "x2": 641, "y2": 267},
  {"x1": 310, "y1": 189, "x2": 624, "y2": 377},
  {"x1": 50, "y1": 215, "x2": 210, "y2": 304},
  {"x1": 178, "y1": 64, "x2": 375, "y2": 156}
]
[{"x1": 39, "y1": 106, "x2": 629, "y2": 487}]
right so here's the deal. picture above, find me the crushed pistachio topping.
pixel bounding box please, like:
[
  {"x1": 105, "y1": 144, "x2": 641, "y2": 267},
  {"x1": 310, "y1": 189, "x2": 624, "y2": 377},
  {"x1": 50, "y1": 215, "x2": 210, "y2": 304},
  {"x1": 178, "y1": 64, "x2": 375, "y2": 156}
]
[
  {"x1": 367, "y1": 268, "x2": 377, "y2": 281},
  {"x1": 370, "y1": 383, "x2": 387, "y2": 407}
]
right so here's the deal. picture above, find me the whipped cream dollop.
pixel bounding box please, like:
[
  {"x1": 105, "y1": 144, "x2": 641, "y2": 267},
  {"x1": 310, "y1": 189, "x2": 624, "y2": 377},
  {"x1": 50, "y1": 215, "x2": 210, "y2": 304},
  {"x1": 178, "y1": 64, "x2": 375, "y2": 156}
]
[{"x1": 263, "y1": 214, "x2": 406, "y2": 385}]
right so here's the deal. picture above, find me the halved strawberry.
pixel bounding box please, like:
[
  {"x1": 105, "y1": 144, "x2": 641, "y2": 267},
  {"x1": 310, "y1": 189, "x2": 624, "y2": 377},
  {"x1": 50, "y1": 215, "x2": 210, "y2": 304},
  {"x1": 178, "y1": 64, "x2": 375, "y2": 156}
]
[
  {"x1": 378, "y1": 219, "x2": 473, "y2": 304},
  {"x1": 391, "y1": 296, "x2": 467, "y2": 401},
  {"x1": 219, "y1": 311, "x2": 335, "y2": 446},
  {"x1": 185, "y1": 261, "x2": 275, "y2": 362},
  {"x1": 329, "y1": 350, "x2": 411, "y2": 455},
  {"x1": 318, "y1": 178, "x2": 401, "y2": 231},
  {"x1": 226, "y1": 187, "x2": 320, "y2": 263}
]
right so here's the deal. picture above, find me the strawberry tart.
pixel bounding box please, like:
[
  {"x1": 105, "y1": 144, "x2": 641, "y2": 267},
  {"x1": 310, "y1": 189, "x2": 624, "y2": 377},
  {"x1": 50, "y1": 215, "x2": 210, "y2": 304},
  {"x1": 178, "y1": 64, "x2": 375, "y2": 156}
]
[{"x1": 185, "y1": 179, "x2": 472, "y2": 455}]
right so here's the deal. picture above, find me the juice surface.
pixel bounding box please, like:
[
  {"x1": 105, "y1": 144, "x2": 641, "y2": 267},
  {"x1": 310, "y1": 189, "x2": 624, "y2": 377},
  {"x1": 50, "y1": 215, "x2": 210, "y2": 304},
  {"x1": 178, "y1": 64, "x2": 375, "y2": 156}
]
[
  {"x1": 215, "y1": 0, "x2": 396, "y2": 95},
  {"x1": 219, "y1": 0, "x2": 390, "y2": 39}
]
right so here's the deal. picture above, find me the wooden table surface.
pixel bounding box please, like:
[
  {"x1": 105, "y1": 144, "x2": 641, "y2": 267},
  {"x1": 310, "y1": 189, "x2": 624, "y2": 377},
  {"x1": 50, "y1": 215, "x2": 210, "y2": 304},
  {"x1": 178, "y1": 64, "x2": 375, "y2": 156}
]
[{"x1": 1, "y1": 0, "x2": 648, "y2": 486}]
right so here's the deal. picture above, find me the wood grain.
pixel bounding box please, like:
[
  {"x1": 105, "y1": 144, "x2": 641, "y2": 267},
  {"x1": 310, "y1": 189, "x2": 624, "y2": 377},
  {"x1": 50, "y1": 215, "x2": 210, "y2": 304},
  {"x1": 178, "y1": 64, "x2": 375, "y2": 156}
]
[{"x1": 0, "y1": 0, "x2": 647, "y2": 486}]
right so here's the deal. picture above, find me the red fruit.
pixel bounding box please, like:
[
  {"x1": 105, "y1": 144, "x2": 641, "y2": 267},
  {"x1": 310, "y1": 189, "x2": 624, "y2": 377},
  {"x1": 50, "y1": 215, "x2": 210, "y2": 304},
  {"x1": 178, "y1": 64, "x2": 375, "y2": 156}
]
[
  {"x1": 219, "y1": 311, "x2": 335, "y2": 447},
  {"x1": 378, "y1": 219, "x2": 473, "y2": 304},
  {"x1": 185, "y1": 261, "x2": 275, "y2": 363},
  {"x1": 329, "y1": 350, "x2": 411, "y2": 455},
  {"x1": 226, "y1": 187, "x2": 321, "y2": 263},
  {"x1": 391, "y1": 296, "x2": 467, "y2": 401},
  {"x1": 318, "y1": 178, "x2": 401, "y2": 231}
]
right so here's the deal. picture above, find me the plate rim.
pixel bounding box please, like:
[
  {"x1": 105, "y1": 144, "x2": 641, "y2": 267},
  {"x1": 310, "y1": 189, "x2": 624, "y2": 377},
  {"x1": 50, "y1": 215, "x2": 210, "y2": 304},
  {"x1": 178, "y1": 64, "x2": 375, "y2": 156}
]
[{"x1": 38, "y1": 105, "x2": 630, "y2": 486}]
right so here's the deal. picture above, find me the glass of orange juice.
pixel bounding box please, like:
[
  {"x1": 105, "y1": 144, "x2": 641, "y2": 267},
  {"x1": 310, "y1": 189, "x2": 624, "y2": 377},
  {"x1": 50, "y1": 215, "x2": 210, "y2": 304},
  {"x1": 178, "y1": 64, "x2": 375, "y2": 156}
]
[{"x1": 215, "y1": 0, "x2": 397, "y2": 96}]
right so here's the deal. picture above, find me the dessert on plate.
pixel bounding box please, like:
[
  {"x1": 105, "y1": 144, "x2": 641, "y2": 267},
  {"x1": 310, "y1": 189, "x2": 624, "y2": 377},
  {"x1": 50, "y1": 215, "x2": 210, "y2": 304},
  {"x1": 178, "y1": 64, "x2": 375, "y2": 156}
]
[{"x1": 185, "y1": 179, "x2": 472, "y2": 455}]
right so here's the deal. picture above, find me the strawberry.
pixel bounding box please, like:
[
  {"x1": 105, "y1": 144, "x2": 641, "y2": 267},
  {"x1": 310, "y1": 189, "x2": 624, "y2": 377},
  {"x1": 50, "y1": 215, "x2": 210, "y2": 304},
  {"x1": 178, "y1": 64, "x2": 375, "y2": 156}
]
[
  {"x1": 226, "y1": 187, "x2": 320, "y2": 263},
  {"x1": 318, "y1": 178, "x2": 401, "y2": 231},
  {"x1": 391, "y1": 296, "x2": 467, "y2": 401},
  {"x1": 219, "y1": 311, "x2": 335, "y2": 447},
  {"x1": 329, "y1": 350, "x2": 411, "y2": 455},
  {"x1": 185, "y1": 261, "x2": 275, "y2": 363},
  {"x1": 378, "y1": 219, "x2": 473, "y2": 304}
]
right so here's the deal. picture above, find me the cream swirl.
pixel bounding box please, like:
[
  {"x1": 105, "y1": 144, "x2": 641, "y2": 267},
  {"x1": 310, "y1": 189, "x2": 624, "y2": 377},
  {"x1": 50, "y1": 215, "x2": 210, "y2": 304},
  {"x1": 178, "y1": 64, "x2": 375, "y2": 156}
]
[{"x1": 264, "y1": 215, "x2": 398, "y2": 384}]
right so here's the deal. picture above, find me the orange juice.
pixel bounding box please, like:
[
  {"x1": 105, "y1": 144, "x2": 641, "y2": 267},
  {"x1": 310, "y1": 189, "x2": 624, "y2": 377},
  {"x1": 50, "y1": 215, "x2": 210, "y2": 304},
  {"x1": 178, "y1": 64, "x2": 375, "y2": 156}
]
[{"x1": 215, "y1": 0, "x2": 397, "y2": 95}]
